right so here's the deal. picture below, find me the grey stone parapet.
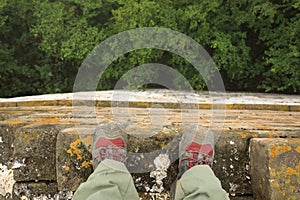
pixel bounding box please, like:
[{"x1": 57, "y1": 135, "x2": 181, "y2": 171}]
[
  {"x1": 0, "y1": 90, "x2": 299, "y2": 200},
  {"x1": 0, "y1": 90, "x2": 299, "y2": 111}
]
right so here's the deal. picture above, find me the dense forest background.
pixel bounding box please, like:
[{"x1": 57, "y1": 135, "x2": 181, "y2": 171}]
[{"x1": 0, "y1": 0, "x2": 299, "y2": 97}]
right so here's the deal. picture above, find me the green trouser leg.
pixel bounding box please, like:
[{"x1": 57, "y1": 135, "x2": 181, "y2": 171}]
[
  {"x1": 73, "y1": 159, "x2": 140, "y2": 200},
  {"x1": 174, "y1": 165, "x2": 230, "y2": 200},
  {"x1": 73, "y1": 160, "x2": 229, "y2": 200}
]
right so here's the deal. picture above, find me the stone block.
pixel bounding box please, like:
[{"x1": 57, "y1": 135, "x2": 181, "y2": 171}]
[
  {"x1": 12, "y1": 125, "x2": 63, "y2": 181},
  {"x1": 213, "y1": 131, "x2": 252, "y2": 196},
  {"x1": 250, "y1": 138, "x2": 300, "y2": 200},
  {"x1": 0, "y1": 124, "x2": 17, "y2": 167},
  {"x1": 0, "y1": 121, "x2": 28, "y2": 200},
  {"x1": 0, "y1": 120, "x2": 29, "y2": 167},
  {"x1": 56, "y1": 127, "x2": 94, "y2": 191},
  {"x1": 12, "y1": 182, "x2": 73, "y2": 200}
]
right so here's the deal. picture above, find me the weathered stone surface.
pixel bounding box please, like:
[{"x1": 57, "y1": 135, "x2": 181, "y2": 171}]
[
  {"x1": 13, "y1": 125, "x2": 62, "y2": 181},
  {"x1": 12, "y1": 182, "x2": 73, "y2": 200},
  {"x1": 0, "y1": 123, "x2": 18, "y2": 166},
  {"x1": 0, "y1": 121, "x2": 27, "y2": 199},
  {"x1": 250, "y1": 138, "x2": 300, "y2": 200},
  {"x1": 13, "y1": 182, "x2": 58, "y2": 199},
  {"x1": 0, "y1": 163, "x2": 15, "y2": 200},
  {"x1": 1, "y1": 91, "x2": 300, "y2": 111},
  {"x1": 128, "y1": 132, "x2": 180, "y2": 193},
  {"x1": 213, "y1": 131, "x2": 252, "y2": 195},
  {"x1": 56, "y1": 127, "x2": 94, "y2": 191}
]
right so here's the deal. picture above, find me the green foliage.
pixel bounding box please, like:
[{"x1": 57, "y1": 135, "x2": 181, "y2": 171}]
[
  {"x1": 248, "y1": 0, "x2": 300, "y2": 92},
  {"x1": 0, "y1": 0, "x2": 299, "y2": 97}
]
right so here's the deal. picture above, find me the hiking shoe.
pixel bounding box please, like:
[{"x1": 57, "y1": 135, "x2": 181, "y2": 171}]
[
  {"x1": 92, "y1": 122, "x2": 128, "y2": 169},
  {"x1": 178, "y1": 128, "x2": 214, "y2": 177}
]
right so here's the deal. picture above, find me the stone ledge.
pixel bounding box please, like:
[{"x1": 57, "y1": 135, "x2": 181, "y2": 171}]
[
  {"x1": 250, "y1": 138, "x2": 300, "y2": 200},
  {"x1": 1, "y1": 91, "x2": 299, "y2": 112}
]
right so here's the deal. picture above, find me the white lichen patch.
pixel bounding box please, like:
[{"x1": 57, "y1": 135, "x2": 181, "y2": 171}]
[
  {"x1": 149, "y1": 154, "x2": 170, "y2": 193},
  {"x1": 20, "y1": 191, "x2": 73, "y2": 200},
  {"x1": 148, "y1": 192, "x2": 170, "y2": 200},
  {"x1": 0, "y1": 163, "x2": 15, "y2": 197},
  {"x1": 12, "y1": 160, "x2": 26, "y2": 169},
  {"x1": 229, "y1": 182, "x2": 238, "y2": 196},
  {"x1": 0, "y1": 137, "x2": 3, "y2": 143}
]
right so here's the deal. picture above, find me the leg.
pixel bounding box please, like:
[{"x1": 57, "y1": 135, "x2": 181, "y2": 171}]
[
  {"x1": 73, "y1": 122, "x2": 139, "y2": 200},
  {"x1": 175, "y1": 129, "x2": 230, "y2": 200},
  {"x1": 73, "y1": 159, "x2": 139, "y2": 200},
  {"x1": 174, "y1": 165, "x2": 229, "y2": 200}
]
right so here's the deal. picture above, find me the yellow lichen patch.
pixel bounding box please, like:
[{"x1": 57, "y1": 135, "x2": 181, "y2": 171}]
[
  {"x1": 63, "y1": 129, "x2": 79, "y2": 135},
  {"x1": 66, "y1": 139, "x2": 83, "y2": 160},
  {"x1": 269, "y1": 164, "x2": 299, "y2": 196},
  {"x1": 197, "y1": 104, "x2": 212, "y2": 109},
  {"x1": 23, "y1": 124, "x2": 39, "y2": 129},
  {"x1": 296, "y1": 163, "x2": 300, "y2": 171},
  {"x1": 269, "y1": 145, "x2": 292, "y2": 158},
  {"x1": 0, "y1": 102, "x2": 17, "y2": 107},
  {"x1": 271, "y1": 181, "x2": 279, "y2": 188},
  {"x1": 267, "y1": 132, "x2": 274, "y2": 138},
  {"x1": 259, "y1": 182, "x2": 263, "y2": 189},
  {"x1": 256, "y1": 126, "x2": 275, "y2": 131},
  {"x1": 64, "y1": 166, "x2": 70, "y2": 171},
  {"x1": 22, "y1": 132, "x2": 39, "y2": 140},
  {"x1": 17, "y1": 100, "x2": 57, "y2": 107},
  {"x1": 65, "y1": 120, "x2": 79, "y2": 125},
  {"x1": 292, "y1": 106, "x2": 300, "y2": 112},
  {"x1": 289, "y1": 185, "x2": 295, "y2": 191},
  {"x1": 295, "y1": 146, "x2": 300, "y2": 154},
  {"x1": 57, "y1": 100, "x2": 72, "y2": 106},
  {"x1": 130, "y1": 101, "x2": 153, "y2": 108},
  {"x1": 236, "y1": 131, "x2": 247, "y2": 139},
  {"x1": 287, "y1": 167, "x2": 298, "y2": 176},
  {"x1": 270, "y1": 168, "x2": 276, "y2": 177},
  {"x1": 260, "y1": 138, "x2": 277, "y2": 143},
  {"x1": 34, "y1": 117, "x2": 61, "y2": 125},
  {"x1": 5, "y1": 119, "x2": 27, "y2": 125},
  {"x1": 81, "y1": 161, "x2": 93, "y2": 168},
  {"x1": 252, "y1": 134, "x2": 259, "y2": 138}
]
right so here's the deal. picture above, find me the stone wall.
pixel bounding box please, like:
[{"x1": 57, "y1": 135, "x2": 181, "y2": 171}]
[{"x1": 0, "y1": 91, "x2": 299, "y2": 200}]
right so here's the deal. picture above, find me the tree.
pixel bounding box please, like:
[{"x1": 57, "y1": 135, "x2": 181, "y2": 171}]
[{"x1": 0, "y1": 0, "x2": 299, "y2": 97}]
